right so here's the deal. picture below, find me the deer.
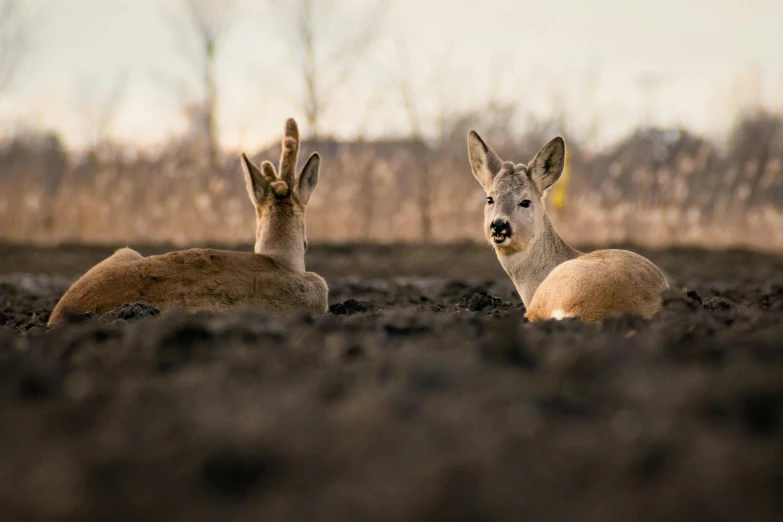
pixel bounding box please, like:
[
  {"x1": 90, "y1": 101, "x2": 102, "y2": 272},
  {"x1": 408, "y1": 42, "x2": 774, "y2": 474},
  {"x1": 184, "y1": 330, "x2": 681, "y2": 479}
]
[
  {"x1": 47, "y1": 118, "x2": 328, "y2": 326},
  {"x1": 467, "y1": 130, "x2": 670, "y2": 323}
]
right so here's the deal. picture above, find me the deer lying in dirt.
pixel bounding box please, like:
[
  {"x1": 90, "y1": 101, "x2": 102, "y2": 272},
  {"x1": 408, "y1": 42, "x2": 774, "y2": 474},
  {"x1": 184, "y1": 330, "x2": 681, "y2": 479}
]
[
  {"x1": 48, "y1": 118, "x2": 328, "y2": 326},
  {"x1": 467, "y1": 130, "x2": 669, "y2": 323}
]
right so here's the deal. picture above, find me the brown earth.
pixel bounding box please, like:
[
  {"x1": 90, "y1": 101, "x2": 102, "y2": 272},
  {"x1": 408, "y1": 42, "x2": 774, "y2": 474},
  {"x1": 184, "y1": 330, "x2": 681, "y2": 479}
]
[{"x1": 0, "y1": 241, "x2": 782, "y2": 522}]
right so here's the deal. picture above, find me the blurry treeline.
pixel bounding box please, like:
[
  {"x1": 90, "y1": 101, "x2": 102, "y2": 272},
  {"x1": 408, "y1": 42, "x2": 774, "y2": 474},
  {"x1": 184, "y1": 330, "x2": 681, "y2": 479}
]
[
  {"x1": 2, "y1": 107, "x2": 783, "y2": 251},
  {"x1": 1, "y1": 0, "x2": 783, "y2": 251}
]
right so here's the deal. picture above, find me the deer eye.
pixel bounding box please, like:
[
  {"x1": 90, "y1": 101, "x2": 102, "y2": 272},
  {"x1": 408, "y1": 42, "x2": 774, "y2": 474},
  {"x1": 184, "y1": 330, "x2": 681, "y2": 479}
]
[
  {"x1": 520, "y1": 200, "x2": 531, "y2": 208},
  {"x1": 486, "y1": 197, "x2": 494, "y2": 205}
]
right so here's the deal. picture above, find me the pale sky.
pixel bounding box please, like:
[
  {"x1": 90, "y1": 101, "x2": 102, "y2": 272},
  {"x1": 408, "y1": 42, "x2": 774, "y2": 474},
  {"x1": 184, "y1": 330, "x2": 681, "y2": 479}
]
[{"x1": 1, "y1": 0, "x2": 782, "y2": 151}]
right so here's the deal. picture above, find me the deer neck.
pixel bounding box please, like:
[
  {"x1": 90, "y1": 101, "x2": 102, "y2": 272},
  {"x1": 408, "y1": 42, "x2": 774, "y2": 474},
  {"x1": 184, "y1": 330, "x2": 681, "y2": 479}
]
[
  {"x1": 255, "y1": 206, "x2": 306, "y2": 272},
  {"x1": 496, "y1": 215, "x2": 581, "y2": 307}
]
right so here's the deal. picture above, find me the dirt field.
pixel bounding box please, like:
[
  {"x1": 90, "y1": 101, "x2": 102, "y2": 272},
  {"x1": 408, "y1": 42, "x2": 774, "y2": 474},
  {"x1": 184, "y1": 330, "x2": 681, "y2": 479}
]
[{"x1": 1, "y1": 241, "x2": 782, "y2": 522}]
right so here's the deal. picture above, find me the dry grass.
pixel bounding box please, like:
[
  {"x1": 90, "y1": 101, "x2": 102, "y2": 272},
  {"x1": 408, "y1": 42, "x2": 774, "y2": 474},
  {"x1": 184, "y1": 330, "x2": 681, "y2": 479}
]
[{"x1": 1, "y1": 112, "x2": 782, "y2": 252}]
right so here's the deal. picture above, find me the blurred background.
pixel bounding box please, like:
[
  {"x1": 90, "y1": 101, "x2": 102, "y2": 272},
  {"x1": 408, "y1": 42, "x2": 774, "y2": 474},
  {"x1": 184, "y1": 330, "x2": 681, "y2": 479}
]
[{"x1": 1, "y1": 0, "x2": 782, "y2": 251}]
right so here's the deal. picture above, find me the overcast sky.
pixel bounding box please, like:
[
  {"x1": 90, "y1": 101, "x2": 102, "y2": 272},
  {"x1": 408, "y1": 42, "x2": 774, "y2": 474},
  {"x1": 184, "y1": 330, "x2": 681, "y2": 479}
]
[{"x1": 1, "y1": 0, "x2": 782, "y2": 151}]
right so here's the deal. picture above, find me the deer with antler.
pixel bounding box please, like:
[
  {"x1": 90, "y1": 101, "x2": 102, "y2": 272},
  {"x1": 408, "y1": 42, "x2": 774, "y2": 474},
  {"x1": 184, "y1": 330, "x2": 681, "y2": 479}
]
[{"x1": 48, "y1": 118, "x2": 328, "y2": 326}]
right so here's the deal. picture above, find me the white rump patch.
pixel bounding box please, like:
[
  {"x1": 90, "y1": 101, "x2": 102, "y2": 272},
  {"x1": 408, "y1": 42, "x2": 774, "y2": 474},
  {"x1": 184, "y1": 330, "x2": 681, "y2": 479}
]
[{"x1": 550, "y1": 309, "x2": 566, "y2": 320}]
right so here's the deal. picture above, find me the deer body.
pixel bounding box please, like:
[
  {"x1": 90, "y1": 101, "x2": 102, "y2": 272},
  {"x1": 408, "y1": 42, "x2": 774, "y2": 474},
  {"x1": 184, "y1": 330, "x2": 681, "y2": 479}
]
[
  {"x1": 467, "y1": 131, "x2": 669, "y2": 323},
  {"x1": 48, "y1": 118, "x2": 328, "y2": 326},
  {"x1": 48, "y1": 248, "x2": 327, "y2": 323}
]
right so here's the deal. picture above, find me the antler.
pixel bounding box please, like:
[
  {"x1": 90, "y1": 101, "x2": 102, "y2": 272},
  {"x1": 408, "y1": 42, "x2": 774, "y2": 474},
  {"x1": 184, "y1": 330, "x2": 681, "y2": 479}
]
[
  {"x1": 260, "y1": 159, "x2": 289, "y2": 198},
  {"x1": 259, "y1": 160, "x2": 278, "y2": 184},
  {"x1": 241, "y1": 119, "x2": 300, "y2": 199},
  {"x1": 279, "y1": 118, "x2": 300, "y2": 188}
]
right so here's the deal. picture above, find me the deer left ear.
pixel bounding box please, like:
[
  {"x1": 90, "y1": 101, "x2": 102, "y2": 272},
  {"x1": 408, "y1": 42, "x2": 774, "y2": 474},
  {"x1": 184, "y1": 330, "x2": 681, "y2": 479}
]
[
  {"x1": 241, "y1": 153, "x2": 270, "y2": 205},
  {"x1": 529, "y1": 137, "x2": 565, "y2": 192}
]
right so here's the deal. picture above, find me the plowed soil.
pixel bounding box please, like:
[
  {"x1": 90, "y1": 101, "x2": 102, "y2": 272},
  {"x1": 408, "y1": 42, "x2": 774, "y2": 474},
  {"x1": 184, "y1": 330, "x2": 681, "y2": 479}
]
[{"x1": 1, "y1": 242, "x2": 782, "y2": 522}]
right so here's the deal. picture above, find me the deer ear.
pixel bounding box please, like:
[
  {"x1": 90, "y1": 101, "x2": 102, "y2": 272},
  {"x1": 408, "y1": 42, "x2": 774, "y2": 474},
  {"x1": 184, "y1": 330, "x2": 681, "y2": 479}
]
[
  {"x1": 467, "y1": 130, "x2": 502, "y2": 191},
  {"x1": 529, "y1": 137, "x2": 565, "y2": 192},
  {"x1": 241, "y1": 153, "x2": 269, "y2": 205},
  {"x1": 297, "y1": 152, "x2": 320, "y2": 205}
]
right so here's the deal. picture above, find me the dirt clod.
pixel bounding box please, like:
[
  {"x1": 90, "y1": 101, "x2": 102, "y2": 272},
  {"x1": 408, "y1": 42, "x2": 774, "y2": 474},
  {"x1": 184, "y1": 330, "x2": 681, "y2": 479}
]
[
  {"x1": 329, "y1": 298, "x2": 375, "y2": 315},
  {"x1": 102, "y1": 302, "x2": 160, "y2": 322},
  {"x1": 459, "y1": 292, "x2": 504, "y2": 312},
  {"x1": 703, "y1": 296, "x2": 737, "y2": 311}
]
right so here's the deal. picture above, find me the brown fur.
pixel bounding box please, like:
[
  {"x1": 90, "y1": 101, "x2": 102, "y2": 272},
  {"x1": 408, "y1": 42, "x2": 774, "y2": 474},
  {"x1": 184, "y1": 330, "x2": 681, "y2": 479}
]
[
  {"x1": 467, "y1": 131, "x2": 669, "y2": 323},
  {"x1": 48, "y1": 248, "x2": 326, "y2": 321},
  {"x1": 524, "y1": 250, "x2": 668, "y2": 322},
  {"x1": 48, "y1": 118, "x2": 327, "y2": 326}
]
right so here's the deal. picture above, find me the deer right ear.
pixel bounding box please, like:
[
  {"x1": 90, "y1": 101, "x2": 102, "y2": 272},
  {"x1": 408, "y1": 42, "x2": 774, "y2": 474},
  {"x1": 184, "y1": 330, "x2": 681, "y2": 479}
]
[
  {"x1": 467, "y1": 130, "x2": 502, "y2": 191},
  {"x1": 241, "y1": 153, "x2": 270, "y2": 205},
  {"x1": 297, "y1": 152, "x2": 320, "y2": 205}
]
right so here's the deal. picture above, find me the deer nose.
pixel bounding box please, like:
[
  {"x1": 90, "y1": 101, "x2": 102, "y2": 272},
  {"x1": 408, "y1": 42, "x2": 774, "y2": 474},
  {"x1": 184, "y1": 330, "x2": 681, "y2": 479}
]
[{"x1": 490, "y1": 219, "x2": 511, "y2": 235}]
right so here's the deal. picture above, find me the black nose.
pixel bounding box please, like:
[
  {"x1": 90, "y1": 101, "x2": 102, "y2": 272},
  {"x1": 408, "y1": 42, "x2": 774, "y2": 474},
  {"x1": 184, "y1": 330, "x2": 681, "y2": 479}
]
[{"x1": 490, "y1": 219, "x2": 511, "y2": 235}]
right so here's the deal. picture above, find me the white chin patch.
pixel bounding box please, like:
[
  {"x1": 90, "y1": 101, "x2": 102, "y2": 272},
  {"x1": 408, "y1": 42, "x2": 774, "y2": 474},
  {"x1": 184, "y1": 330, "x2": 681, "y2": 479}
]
[{"x1": 550, "y1": 309, "x2": 566, "y2": 320}]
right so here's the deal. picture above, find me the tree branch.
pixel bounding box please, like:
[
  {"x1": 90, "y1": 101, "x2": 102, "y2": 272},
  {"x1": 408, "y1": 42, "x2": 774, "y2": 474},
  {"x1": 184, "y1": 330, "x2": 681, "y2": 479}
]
[{"x1": 0, "y1": 0, "x2": 28, "y2": 92}]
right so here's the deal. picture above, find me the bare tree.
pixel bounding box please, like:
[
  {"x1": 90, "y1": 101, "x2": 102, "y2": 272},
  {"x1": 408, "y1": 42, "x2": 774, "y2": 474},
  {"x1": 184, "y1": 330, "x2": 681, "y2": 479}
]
[
  {"x1": 165, "y1": 0, "x2": 236, "y2": 170},
  {"x1": 538, "y1": 66, "x2": 603, "y2": 216},
  {"x1": 380, "y1": 38, "x2": 523, "y2": 240},
  {"x1": 74, "y1": 70, "x2": 129, "y2": 158},
  {"x1": 380, "y1": 40, "x2": 438, "y2": 240},
  {"x1": 635, "y1": 73, "x2": 667, "y2": 129},
  {"x1": 0, "y1": 0, "x2": 28, "y2": 92},
  {"x1": 269, "y1": 0, "x2": 387, "y2": 140}
]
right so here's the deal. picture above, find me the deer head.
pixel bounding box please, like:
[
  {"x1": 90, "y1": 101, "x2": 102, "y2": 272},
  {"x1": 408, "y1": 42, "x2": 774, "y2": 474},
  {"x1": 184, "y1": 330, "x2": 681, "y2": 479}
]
[
  {"x1": 241, "y1": 118, "x2": 320, "y2": 271},
  {"x1": 467, "y1": 131, "x2": 565, "y2": 256}
]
